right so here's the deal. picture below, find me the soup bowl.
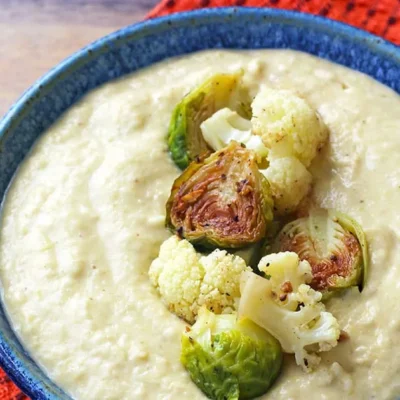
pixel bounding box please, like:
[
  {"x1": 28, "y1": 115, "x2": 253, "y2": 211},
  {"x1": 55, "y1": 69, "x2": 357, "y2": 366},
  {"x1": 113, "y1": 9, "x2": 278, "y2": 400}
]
[{"x1": 0, "y1": 7, "x2": 399, "y2": 399}]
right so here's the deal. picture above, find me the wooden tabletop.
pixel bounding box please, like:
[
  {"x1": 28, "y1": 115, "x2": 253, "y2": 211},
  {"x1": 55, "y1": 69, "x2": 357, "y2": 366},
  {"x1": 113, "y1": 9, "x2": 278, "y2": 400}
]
[{"x1": 0, "y1": 0, "x2": 159, "y2": 119}]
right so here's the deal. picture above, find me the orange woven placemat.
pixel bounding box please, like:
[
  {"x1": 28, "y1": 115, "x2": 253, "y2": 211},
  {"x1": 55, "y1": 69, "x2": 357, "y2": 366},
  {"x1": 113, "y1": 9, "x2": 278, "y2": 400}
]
[{"x1": 2, "y1": 0, "x2": 399, "y2": 398}]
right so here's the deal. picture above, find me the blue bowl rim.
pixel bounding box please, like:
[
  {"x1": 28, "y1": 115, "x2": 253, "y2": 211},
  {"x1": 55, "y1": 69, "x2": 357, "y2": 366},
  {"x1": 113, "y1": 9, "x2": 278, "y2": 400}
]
[
  {"x1": 1, "y1": 7, "x2": 399, "y2": 136},
  {"x1": 0, "y1": 6, "x2": 399, "y2": 398}
]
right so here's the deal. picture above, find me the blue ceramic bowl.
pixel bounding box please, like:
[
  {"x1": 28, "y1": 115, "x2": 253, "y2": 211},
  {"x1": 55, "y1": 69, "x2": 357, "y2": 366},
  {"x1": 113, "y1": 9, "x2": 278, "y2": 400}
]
[{"x1": 0, "y1": 7, "x2": 399, "y2": 399}]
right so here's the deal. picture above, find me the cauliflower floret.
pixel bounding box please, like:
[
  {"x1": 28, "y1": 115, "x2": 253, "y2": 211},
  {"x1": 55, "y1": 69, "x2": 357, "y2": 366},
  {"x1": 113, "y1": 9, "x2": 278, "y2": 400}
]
[
  {"x1": 149, "y1": 236, "x2": 250, "y2": 323},
  {"x1": 198, "y1": 250, "x2": 251, "y2": 314},
  {"x1": 200, "y1": 108, "x2": 269, "y2": 158},
  {"x1": 251, "y1": 87, "x2": 327, "y2": 167},
  {"x1": 149, "y1": 236, "x2": 204, "y2": 323},
  {"x1": 239, "y1": 252, "x2": 340, "y2": 371},
  {"x1": 261, "y1": 156, "x2": 312, "y2": 215},
  {"x1": 258, "y1": 252, "x2": 313, "y2": 305}
]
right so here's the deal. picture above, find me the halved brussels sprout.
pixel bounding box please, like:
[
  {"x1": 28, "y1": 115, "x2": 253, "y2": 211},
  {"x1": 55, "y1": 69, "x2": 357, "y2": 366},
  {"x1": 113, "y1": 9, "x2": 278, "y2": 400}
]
[
  {"x1": 166, "y1": 141, "x2": 274, "y2": 249},
  {"x1": 181, "y1": 307, "x2": 282, "y2": 400},
  {"x1": 229, "y1": 242, "x2": 263, "y2": 270},
  {"x1": 167, "y1": 73, "x2": 247, "y2": 170},
  {"x1": 272, "y1": 209, "x2": 368, "y2": 294}
]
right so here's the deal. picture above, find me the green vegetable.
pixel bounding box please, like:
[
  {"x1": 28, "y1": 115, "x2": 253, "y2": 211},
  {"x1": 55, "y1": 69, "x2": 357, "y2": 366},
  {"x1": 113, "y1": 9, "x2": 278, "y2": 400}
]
[
  {"x1": 228, "y1": 242, "x2": 263, "y2": 269},
  {"x1": 168, "y1": 73, "x2": 244, "y2": 170},
  {"x1": 334, "y1": 211, "x2": 368, "y2": 291},
  {"x1": 181, "y1": 307, "x2": 282, "y2": 400},
  {"x1": 166, "y1": 141, "x2": 274, "y2": 249},
  {"x1": 272, "y1": 208, "x2": 368, "y2": 294}
]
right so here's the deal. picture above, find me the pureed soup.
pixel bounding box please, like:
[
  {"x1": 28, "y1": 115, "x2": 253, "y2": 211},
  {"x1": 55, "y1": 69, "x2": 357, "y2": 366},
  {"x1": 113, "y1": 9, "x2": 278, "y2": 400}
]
[{"x1": 1, "y1": 50, "x2": 399, "y2": 400}]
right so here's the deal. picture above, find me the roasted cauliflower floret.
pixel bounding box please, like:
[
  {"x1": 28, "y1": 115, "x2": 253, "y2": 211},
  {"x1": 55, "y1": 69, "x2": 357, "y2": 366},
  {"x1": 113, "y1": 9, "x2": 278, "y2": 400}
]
[
  {"x1": 149, "y1": 236, "x2": 251, "y2": 323},
  {"x1": 198, "y1": 249, "x2": 249, "y2": 314},
  {"x1": 149, "y1": 236, "x2": 204, "y2": 323},
  {"x1": 261, "y1": 156, "x2": 312, "y2": 215},
  {"x1": 258, "y1": 252, "x2": 313, "y2": 292},
  {"x1": 200, "y1": 107, "x2": 269, "y2": 159},
  {"x1": 251, "y1": 87, "x2": 327, "y2": 167},
  {"x1": 239, "y1": 252, "x2": 341, "y2": 371}
]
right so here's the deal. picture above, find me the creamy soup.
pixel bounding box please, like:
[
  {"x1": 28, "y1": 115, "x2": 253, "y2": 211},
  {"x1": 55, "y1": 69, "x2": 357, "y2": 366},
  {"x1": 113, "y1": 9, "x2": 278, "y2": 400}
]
[{"x1": 1, "y1": 50, "x2": 400, "y2": 400}]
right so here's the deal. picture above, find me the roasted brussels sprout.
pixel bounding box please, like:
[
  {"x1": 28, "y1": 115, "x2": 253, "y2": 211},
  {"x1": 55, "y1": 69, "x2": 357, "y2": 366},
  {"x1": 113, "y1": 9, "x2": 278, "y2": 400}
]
[
  {"x1": 181, "y1": 307, "x2": 282, "y2": 400},
  {"x1": 168, "y1": 73, "x2": 244, "y2": 170},
  {"x1": 229, "y1": 242, "x2": 263, "y2": 270},
  {"x1": 272, "y1": 209, "x2": 368, "y2": 294},
  {"x1": 166, "y1": 141, "x2": 274, "y2": 249}
]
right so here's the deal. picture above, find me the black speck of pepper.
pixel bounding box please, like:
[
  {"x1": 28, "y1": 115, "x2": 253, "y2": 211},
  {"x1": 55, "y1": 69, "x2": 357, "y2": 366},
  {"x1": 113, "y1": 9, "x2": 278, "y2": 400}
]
[
  {"x1": 221, "y1": 174, "x2": 227, "y2": 180},
  {"x1": 330, "y1": 255, "x2": 338, "y2": 262},
  {"x1": 177, "y1": 227, "x2": 184, "y2": 238},
  {"x1": 388, "y1": 16, "x2": 397, "y2": 25},
  {"x1": 304, "y1": 358, "x2": 309, "y2": 367},
  {"x1": 233, "y1": 215, "x2": 239, "y2": 222}
]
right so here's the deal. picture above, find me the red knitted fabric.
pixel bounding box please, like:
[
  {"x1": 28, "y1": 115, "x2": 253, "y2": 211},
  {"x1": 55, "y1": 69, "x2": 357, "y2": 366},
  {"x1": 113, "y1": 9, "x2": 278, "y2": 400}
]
[
  {"x1": 2, "y1": 0, "x2": 398, "y2": 398},
  {"x1": 149, "y1": 0, "x2": 400, "y2": 44},
  {"x1": 0, "y1": 373, "x2": 27, "y2": 400}
]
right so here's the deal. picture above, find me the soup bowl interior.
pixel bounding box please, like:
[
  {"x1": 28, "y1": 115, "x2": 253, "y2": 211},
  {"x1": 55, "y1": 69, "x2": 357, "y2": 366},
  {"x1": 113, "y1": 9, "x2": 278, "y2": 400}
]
[{"x1": 0, "y1": 7, "x2": 399, "y2": 399}]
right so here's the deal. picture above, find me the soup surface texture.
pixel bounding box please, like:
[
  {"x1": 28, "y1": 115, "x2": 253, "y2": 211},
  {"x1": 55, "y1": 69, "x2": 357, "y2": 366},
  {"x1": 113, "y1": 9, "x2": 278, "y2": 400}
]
[{"x1": 1, "y1": 50, "x2": 400, "y2": 400}]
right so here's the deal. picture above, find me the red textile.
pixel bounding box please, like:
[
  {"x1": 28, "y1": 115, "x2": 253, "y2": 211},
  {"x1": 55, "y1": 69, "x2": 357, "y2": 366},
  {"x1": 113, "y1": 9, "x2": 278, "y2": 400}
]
[
  {"x1": 149, "y1": 0, "x2": 400, "y2": 45},
  {"x1": 2, "y1": 0, "x2": 398, "y2": 398}
]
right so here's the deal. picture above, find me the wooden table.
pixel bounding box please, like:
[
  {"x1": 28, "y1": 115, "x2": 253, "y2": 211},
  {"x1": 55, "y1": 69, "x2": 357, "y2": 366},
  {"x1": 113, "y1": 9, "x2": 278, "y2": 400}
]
[{"x1": 0, "y1": 0, "x2": 158, "y2": 118}]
